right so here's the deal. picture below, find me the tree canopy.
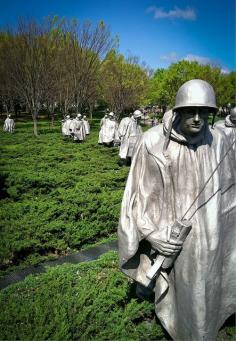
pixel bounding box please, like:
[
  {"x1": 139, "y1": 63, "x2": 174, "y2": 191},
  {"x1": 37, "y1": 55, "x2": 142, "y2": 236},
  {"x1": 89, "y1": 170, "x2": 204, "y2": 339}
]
[
  {"x1": 0, "y1": 16, "x2": 235, "y2": 134},
  {"x1": 146, "y1": 60, "x2": 236, "y2": 108}
]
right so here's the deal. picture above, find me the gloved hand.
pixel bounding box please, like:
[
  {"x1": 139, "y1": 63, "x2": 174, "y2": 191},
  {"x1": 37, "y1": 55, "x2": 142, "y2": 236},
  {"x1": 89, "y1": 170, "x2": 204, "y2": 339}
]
[{"x1": 146, "y1": 231, "x2": 183, "y2": 256}]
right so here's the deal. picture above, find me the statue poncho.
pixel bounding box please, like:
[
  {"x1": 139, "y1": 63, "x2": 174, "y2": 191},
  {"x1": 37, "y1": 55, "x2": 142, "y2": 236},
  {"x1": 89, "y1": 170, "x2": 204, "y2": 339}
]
[
  {"x1": 83, "y1": 119, "x2": 90, "y2": 135},
  {"x1": 118, "y1": 112, "x2": 236, "y2": 340},
  {"x1": 70, "y1": 119, "x2": 86, "y2": 141},
  {"x1": 98, "y1": 117, "x2": 107, "y2": 143},
  {"x1": 118, "y1": 117, "x2": 142, "y2": 158},
  {"x1": 3, "y1": 117, "x2": 15, "y2": 132},
  {"x1": 99, "y1": 118, "x2": 118, "y2": 144},
  {"x1": 215, "y1": 115, "x2": 236, "y2": 151},
  {"x1": 62, "y1": 118, "x2": 72, "y2": 137}
]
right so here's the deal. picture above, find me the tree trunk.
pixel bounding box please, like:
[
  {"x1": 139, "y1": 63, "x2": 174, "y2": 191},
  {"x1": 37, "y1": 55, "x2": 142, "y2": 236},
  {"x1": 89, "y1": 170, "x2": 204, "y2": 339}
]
[
  {"x1": 5, "y1": 103, "x2": 9, "y2": 114},
  {"x1": 10, "y1": 99, "x2": 14, "y2": 114},
  {"x1": 32, "y1": 110, "x2": 38, "y2": 136},
  {"x1": 51, "y1": 111, "x2": 55, "y2": 127}
]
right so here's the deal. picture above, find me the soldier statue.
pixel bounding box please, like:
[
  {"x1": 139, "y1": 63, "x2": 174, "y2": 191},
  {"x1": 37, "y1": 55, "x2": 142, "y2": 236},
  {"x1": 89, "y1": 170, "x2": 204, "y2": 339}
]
[
  {"x1": 118, "y1": 80, "x2": 236, "y2": 341},
  {"x1": 70, "y1": 114, "x2": 86, "y2": 142},
  {"x1": 98, "y1": 112, "x2": 118, "y2": 146},
  {"x1": 61, "y1": 115, "x2": 72, "y2": 138},
  {"x1": 214, "y1": 106, "x2": 236, "y2": 151},
  {"x1": 3, "y1": 114, "x2": 15, "y2": 133},
  {"x1": 118, "y1": 110, "x2": 143, "y2": 166}
]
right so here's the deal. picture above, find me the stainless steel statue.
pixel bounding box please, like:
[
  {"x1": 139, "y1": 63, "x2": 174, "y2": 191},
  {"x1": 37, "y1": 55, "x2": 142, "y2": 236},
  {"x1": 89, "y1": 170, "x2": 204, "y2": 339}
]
[
  {"x1": 118, "y1": 79, "x2": 236, "y2": 341},
  {"x1": 70, "y1": 114, "x2": 86, "y2": 142},
  {"x1": 3, "y1": 114, "x2": 15, "y2": 133},
  {"x1": 98, "y1": 112, "x2": 118, "y2": 146},
  {"x1": 118, "y1": 110, "x2": 143, "y2": 165},
  {"x1": 98, "y1": 114, "x2": 108, "y2": 144},
  {"x1": 61, "y1": 115, "x2": 72, "y2": 138},
  {"x1": 83, "y1": 115, "x2": 90, "y2": 135},
  {"x1": 215, "y1": 107, "x2": 236, "y2": 151}
]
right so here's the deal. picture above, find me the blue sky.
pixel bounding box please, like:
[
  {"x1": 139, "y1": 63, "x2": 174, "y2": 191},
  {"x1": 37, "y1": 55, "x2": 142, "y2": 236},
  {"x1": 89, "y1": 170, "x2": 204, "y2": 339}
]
[{"x1": 0, "y1": 0, "x2": 235, "y2": 72}]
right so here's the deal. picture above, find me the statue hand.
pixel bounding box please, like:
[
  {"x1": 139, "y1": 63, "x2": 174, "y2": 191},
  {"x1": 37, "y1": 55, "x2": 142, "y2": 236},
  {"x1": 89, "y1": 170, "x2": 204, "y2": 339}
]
[{"x1": 146, "y1": 232, "x2": 183, "y2": 256}]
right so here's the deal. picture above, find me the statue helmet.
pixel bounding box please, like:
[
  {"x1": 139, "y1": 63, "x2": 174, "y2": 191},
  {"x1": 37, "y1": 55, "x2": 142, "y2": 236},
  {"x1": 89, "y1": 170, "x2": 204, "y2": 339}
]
[
  {"x1": 77, "y1": 113, "x2": 82, "y2": 118},
  {"x1": 173, "y1": 79, "x2": 218, "y2": 111},
  {"x1": 133, "y1": 110, "x2": 142, "y2": 118},
  {"x1": 109, "y1": 112, "x2": 115, "y2": 117}
]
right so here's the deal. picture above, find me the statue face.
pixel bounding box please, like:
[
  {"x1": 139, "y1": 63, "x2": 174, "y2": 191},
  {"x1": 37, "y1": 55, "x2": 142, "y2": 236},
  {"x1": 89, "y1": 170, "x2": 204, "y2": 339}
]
[{"x1": 179, "y1": 107, "x2": 209, "y2": 136}]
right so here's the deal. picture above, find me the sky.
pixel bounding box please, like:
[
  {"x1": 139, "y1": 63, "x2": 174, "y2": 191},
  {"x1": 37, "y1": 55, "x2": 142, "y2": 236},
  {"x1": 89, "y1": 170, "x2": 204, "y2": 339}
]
[{"x1": 0, "y1": 0, "x2": 235, "y2": 72}]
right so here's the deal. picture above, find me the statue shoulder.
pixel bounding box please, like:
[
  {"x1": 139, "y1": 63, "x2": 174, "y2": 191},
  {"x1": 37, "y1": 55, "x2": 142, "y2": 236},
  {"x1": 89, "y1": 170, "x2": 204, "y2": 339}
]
[
  {"x1": 143, "y1": 124, "x2": 164, "y2": 143},
  {"x1": 120, "y1": 117, "x2": 131, "y2": 124},
  {"x1": 211, "y1": 125, "x2": 228, "y2": 140},
  {"x1": 140, "y1": 125, "x2": 165, "y2": 155},
  {"x1": 214, "y1": 120, "x2": 225, "y2": 128}
]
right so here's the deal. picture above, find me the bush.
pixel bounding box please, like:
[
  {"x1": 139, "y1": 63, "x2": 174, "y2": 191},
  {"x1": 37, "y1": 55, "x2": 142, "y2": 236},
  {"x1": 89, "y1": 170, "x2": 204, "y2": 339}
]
[
  {"x1": 0, "y1": 120, "x2": 129, "y2": 274},
  {"x1": 0, "y1": 252, "x2": 166, "y2": 340}
]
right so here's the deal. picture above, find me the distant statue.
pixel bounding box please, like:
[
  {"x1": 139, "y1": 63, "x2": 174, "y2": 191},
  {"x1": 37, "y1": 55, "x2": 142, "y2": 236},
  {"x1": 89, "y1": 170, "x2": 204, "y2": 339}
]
[
  {"x1": 215, "y1": 107, "x2": 236, "y2": 150},
  {"x1": 98, "y1": 114, "x2": 108, "y2": 144},
  {"x1": 118, "y1": 80, "x2": 236, "y2": 341},
  {"x1": 83, "y1": 115, "x2": 90, "y2": 135},
  {"x1": 98, "y1": 112, "x2": 118, "y2": 146},
  {"x1": 153, "y1": 117, "x2": 158, "y2": 126},
  {"x1": 70, "y1": 114, "x2": 86, "y2": 142},
  {"x1": 226, "y1": 107, "x2": 236, "y2": 127},
  {"x1": 118, "y1": 110, "x2": 142, "y2": 166},
  {"x1": 151, "y1": 117, "x2": 158, "y2": 127},
  {"x1": 61, "y1": 115, "x2": 72, "y2": 138},
  {"x1": 3, "y1": 114, "x2": 15, "y2": 133}
]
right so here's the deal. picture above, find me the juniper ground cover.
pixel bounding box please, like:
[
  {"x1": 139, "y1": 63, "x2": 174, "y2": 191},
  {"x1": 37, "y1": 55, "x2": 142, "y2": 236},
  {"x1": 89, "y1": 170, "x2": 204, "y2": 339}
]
[{"x1": 0, "y1": 118, "x2": 128, "y2": 275}]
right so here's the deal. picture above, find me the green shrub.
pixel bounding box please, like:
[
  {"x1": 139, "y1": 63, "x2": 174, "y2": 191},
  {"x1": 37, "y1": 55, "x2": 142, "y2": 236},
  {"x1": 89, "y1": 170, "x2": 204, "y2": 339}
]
[
  {"x1": 0, "y1": 252, "x2": 166, "y2": 341},
  {"x1": 0, "y1": 120, "x2": 129, "y2": 274}
]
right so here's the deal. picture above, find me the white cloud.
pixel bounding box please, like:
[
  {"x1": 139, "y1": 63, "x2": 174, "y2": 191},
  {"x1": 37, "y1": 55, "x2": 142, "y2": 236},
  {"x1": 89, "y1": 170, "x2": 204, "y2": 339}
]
[
  {"x1": 220, "y1": 67, "x2": 230, "y2": 74},
  {"x1": 183, "y1": 54, "x2": 217, "y2": 65},
  {"x1": 147, "y1": 6, "x2": 197, "y2": 20},
  {"x1": 160, "y1": 52, "x2": 178, "y2": 63},
  {"x1": 159, "y1": 52, "x2": 230, "y2": 73}
]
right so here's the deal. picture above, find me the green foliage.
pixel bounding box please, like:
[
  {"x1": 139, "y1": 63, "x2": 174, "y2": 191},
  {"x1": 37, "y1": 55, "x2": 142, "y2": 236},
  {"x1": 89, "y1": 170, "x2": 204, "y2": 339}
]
[
  {"x1": 146, "y1": 61, "x2": 236, "y2": 108},
  {"x1": 0, "y1": 120, "x2": 129, "y2": 274},
  {"x1": 0, "y1": 252, "x2": 234, "y2": 340},
  {"x1": 101, "y1": 50, "x2": 148, "y2": 115},
  {"x1": 0, "y1": 252, "x2": 166, "y2": 340}
]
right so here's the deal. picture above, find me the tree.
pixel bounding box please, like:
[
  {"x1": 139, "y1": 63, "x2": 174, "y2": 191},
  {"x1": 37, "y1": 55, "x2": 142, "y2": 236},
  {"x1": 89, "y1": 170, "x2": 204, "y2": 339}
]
[
  {"x1": 0, "y1": 32, "x2": 18, "y2": 115},
  {"x1": 2, "y1": 17, "x2": 60, "y2": 136},
  {"x1": 59, "y1": 20, "x2": 115, "y2": 116},
  {"x1": 216, "y1": 71, "x2": 236, "y2": 107},
  {"x1": 146, "y1": 61, "x2": 235, "y2": 109},
  {"x1": 101, "y1": 51, "x2": 148, "y2": 117}
]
